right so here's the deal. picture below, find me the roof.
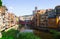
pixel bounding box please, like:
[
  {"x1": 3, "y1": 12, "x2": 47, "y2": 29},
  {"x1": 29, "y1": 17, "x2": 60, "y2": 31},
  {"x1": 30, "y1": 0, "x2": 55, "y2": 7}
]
[{"x1": 55, "y1": 5, "x2": 60, "y2": 9}]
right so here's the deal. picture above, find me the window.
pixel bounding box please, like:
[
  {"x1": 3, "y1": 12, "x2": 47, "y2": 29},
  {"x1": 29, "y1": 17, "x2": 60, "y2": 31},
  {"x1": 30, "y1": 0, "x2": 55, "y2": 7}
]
[
  {"x1": 3, "y1": 26, "x2": 6, "y2": 28},
  {"x1": 3, "y1": 18, "x2": 5, "y2": 20},
  {"x1": 11, "y1": 20, "x2": 14, "y2": 23},
  {"x1": 40, "y1": 19, "x2": 44, "y2": 21},
  {"x1": 1, "y1": 13, "x2": 5, "y2": 16},
  {"x1": 59, "y1": 16, "x2": 60, "y2": 20}
]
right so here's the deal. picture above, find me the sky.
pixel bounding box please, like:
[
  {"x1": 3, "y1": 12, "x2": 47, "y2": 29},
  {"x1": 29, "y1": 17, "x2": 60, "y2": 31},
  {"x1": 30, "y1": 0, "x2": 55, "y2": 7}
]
[{"x1": 2, "y1": 0, "x2": 60, "y2": 16}]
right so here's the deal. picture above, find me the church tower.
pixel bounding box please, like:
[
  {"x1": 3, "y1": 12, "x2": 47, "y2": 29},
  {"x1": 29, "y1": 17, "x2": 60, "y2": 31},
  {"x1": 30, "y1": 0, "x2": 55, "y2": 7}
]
[{"x1": 33, "y1": 6, "x2": 37, "y2": 15}]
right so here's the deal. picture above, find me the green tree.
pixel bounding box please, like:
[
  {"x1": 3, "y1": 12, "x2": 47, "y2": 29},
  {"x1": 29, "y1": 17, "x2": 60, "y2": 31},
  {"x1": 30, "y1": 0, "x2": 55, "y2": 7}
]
[{"x1": 0, "y1": 0, "x2": 2, "y2": 6}]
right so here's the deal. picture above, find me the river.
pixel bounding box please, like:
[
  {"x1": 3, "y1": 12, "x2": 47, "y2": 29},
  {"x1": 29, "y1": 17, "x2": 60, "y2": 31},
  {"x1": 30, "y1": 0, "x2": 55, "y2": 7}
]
[{"x1": 20, "y1": 26, "x2": 53, "y2": 39}]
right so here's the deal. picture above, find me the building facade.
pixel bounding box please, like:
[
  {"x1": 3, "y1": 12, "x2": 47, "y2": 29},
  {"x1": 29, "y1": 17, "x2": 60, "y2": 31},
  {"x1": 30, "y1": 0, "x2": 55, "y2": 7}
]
[
  {"x1": 32, "y1": 6, "x2": 60, "y2": 30},
  {"x1": 0, "y1": 6, "x2": 18, "y2": 31}
]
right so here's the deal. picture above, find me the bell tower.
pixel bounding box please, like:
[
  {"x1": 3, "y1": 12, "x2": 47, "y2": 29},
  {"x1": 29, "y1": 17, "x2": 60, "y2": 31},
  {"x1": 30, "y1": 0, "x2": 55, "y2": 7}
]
[
  {"x1": 33, "y1": 6, "x2": 37, "y2": 15},
  {"x1": 35, "y1": 6, "x2": 37, "y2": 13}
]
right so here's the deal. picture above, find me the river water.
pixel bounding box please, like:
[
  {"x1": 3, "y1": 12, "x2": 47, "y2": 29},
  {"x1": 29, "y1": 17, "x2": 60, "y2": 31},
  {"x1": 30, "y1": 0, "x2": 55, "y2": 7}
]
[
  {"x1": 20, "y1": 27, "x2": 33, "y2": 33},
  {"x1": 20, "y1": 26, "x2": 53, "y2": 39}
]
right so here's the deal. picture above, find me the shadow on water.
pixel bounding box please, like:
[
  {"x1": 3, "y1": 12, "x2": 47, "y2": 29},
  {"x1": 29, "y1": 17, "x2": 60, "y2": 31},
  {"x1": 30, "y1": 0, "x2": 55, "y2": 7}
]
[{"x1": 33, "y1": 30, "x2": 54, "y2": 39}]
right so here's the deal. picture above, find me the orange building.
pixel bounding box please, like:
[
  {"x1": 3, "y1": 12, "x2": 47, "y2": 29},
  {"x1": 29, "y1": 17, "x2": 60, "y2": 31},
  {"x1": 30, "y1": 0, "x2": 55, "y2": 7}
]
[
  {"x1": 48, "y1": 18, "x2": 57, "y2": 29},
  {"x1": 8, "y1": 13, "x2": 16, "y2": 27},
  {"x1": 32, "y1": 9, "x2": 48, "y2": 29},
  {"x1": 32, "y1": 7, "x2": 57, "y2": 30},
  {"x1": 32, "y1": 6, "x2": 60, "y2": 30},
  {"x1": 0, "y1": 6, "x2": 18, "y2": 31},
  {"x1": 0, "y1": 6, "x2": 7, "y2": 14}
]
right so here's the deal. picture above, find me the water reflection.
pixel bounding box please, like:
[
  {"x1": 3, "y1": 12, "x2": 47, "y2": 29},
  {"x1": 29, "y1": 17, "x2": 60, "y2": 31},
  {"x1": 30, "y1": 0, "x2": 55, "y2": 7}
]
[
  {"x1": 33, "y1": 30, "x2": 53, "y2": 39},
  {"x1": 20, "y1": 26, "x2": 53, "y2": 39},
  {"x1": 20, "y1": 29, "x2": 33, "y2": 32}
]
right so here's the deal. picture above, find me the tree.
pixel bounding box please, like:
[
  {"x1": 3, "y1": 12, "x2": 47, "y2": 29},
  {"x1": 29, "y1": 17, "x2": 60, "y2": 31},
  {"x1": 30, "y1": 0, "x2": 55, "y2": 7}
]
[{"x1": 0, "y1": 0, "x2": 2, "y2": 6}]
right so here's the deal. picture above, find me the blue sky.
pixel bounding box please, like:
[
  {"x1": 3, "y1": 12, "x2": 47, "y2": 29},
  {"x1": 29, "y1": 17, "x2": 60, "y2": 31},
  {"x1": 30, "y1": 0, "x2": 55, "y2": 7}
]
[{"x1": 2, "y1": 0, "x2": 60, "y2": 16}]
